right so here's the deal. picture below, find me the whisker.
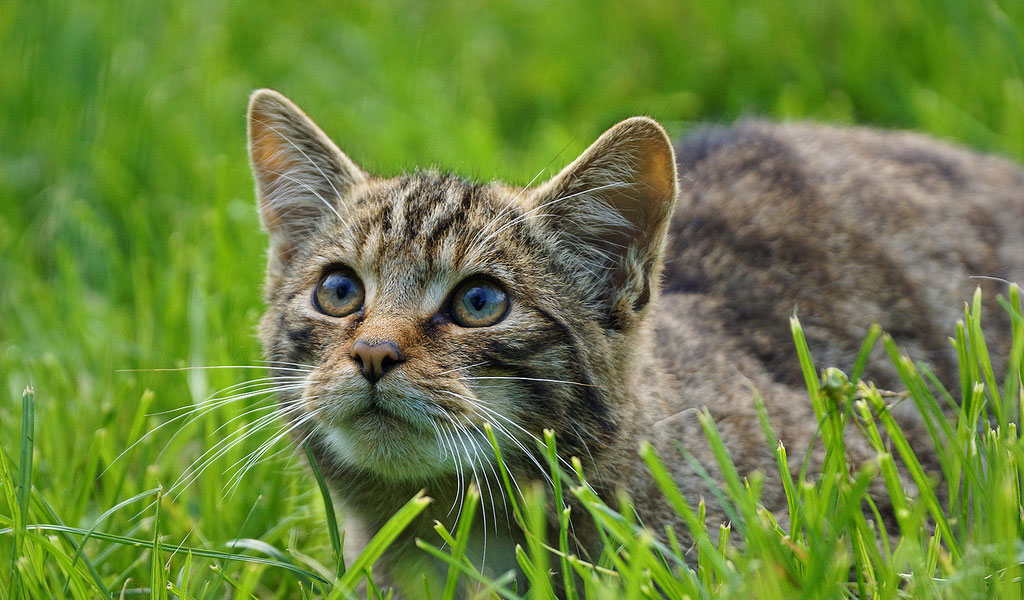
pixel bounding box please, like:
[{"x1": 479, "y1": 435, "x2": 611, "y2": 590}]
[
  {"x1": 257, "y1": 359, "x2": 317, "y2": 370},
  {"x1": 567, "y1": 420, "x2": 598, "y2": 475},
  {"x1": 437, "y1": 361, "x2": 489, "y2": 376},
  {"x1": 438, "y1": 391, "x2": 553, "y2": 490},
  {"x1": 468, "y1": 431, "x2": 493, "y2": 566},
  {"x1": 468, "y1": 167, "x2": 549, "y2": 251},
  {"x1": 169, "y1": 399, "x2": 312, "y2": 498},
  {"x1": 426, "y1": 419, "x2": 448, "y2": 462},
  {"x1": 441, "y1": 389, "x2": 596, "y2": 512},
  {"x1": 101, "y1": 381, "x2": 305, "y2": 476},
  {"x1": 470, "y1": 182, "x2": 630, "y2": 256},
  {"x1": 158, "y1": 384, "x2": 306, "y2": 430},
  {"x1": 452, "y1": 422, "x2": 485, "y2": 539},
  {"x1": 117, "y1": 365, "x2": 313, "y2": 374},
  {"x1": 260, "y1": 167, "x2": 353, "y2": 237},
  {"x1": 466, "y1": 423, "x2": 504, "y2": 545},
  {"x1": 148, "y1": 378, "x2": 307, "y2": 417},
  {"x1": 182, "y1": 404, "x2": 311, "y2": 499},
  {"x1": 459, "y1": 376, "x2": 602, "y2": 388},
  {"x1": 225, "y1": 406, "x2": 326, "y2": 494},
  {"x1": 469, "y1": 421, "x2": 510, "y2": 533},
  {"x1": 210, "y1": 397, "x2": 304, "y2": 436},
  {"x1": 439, "y1": 421, "x2": 465, "y2": 520}
]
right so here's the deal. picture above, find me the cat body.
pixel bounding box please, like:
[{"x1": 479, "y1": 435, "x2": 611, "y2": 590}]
[{"x1": 246, "y1": 90, "x2": 1024, "y2": 590}]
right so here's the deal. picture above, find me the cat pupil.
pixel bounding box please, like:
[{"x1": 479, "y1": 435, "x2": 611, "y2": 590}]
[
  {"x1": 468, "y1": 288, "x2": 487, "y2": 312},
  {"x1": 334, "y1": 279, "x2": 353, "y2": 299}
]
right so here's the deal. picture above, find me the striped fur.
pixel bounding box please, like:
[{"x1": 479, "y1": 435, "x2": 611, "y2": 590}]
[{"x1": 247, "y1": 90, "x2": 1024, "y2": 592}]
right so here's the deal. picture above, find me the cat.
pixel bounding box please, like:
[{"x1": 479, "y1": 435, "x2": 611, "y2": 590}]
[{"x1": 246, "y1": 88, "x2": 1024, "y2": 593}]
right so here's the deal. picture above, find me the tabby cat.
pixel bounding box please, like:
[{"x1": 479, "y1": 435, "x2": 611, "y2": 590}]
[{"x1": 246, "y1": 89, "x2": 1024, "y2": 592}]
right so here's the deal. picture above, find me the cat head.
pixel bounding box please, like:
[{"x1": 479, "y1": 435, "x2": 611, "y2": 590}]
[{"x1": 248, "y1": 89, "x2": 677, "y2": 481}]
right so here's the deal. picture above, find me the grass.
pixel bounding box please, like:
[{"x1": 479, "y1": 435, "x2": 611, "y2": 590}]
[{"x1": 1, "y1": 0, "x2": 1024, "y2": 597}]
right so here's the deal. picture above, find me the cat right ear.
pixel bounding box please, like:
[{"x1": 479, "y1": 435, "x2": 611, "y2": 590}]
[
  {"x1": 247, "y1": 89, "x2": 367, "y2": 274},
  {"x1": 529, "y1": 116, "x2": 678, "y2": 329}
]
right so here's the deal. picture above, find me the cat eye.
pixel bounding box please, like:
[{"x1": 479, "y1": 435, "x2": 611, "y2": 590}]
[
  {"x1": 313, "y1": 269, "x2": 365, "y2": 317},
  {"x1": 450, "y1": 278, "x2": 509, "y2": 327}
]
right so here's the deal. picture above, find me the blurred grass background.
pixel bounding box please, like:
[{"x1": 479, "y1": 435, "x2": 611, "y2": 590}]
[{"x1": 1, "y1": 0, "x2": 1023, "y2": 596}]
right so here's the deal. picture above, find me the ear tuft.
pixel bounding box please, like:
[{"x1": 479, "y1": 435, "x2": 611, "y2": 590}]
[
  {"x1": 247, "y1": 90, "x2": 367, "y2": 278},
  {"x1": 530, "y1": 116, "x2": 678, "y2": 327}
]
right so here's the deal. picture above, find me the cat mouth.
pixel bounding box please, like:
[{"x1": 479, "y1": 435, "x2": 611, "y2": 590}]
[
  {"x1": 322, "y1": 389, "x2": 457, "y2": 479},
  {"x1": 343, "y1": 387, "x2": 438, "y2": 430},
  {"x1": 313, "y1": 376, "x2": 449, "y2": 442},
  {"x1": 355, "y1": 399, "x2": 405, "y2": 424}
]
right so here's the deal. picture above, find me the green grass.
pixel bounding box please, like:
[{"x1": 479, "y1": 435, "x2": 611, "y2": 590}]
[{"x1": 2, "y1": 0, "x2": 1024, "y2": 597}]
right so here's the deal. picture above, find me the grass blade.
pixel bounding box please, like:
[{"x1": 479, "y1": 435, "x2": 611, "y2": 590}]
[
  {"x1": 304, "y1": 442, "x2": 345, "y2": 578},
  {"x1": 851, "y1": 323, "x2": 883, "y2": 383},
  {"x1": 0, "y1": 523, "x2": 329, "y2": 584},
  {"x1": 150, "y1": 489, "x2": 168, "y2": 600},
  {"x1": 441, "y1": 484, "x2": 479, "y2": 600},
  {"x1": 338, "y1": 491, "x2": 432, "y2": 593},
  {"x1": 10, "y1": 386, "x2": 35, "y2": 598}
]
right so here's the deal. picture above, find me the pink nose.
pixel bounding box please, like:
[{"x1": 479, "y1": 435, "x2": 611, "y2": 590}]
[{"x1": 350, "y1": 340, "x2": 404, "y2": 383}]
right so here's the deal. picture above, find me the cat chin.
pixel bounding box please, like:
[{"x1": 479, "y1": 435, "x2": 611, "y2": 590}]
[{"x1": 321, "y1": 420, "x2": 459, "y2": 481}]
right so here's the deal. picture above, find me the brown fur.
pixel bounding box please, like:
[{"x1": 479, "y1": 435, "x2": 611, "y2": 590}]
[{"x1": 246, "y1": 89, "x2": 1024, "y2": 592}]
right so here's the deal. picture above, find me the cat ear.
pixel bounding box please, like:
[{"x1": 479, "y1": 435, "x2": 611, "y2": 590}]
[
  {"x1": 530, "y1": 117, "x2": 677, "y2": 327},
  {"x1": 247, "y1": 89, "x2": 367, "y2": 274}
]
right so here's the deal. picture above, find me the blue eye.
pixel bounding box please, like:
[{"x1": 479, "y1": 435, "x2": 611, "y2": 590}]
[
  {"x1": 314, "y1": 270, "x2": 364, "y2": 317},
  {"x1": 451, "y1": 279, "x2": 509, "y2": 327}
]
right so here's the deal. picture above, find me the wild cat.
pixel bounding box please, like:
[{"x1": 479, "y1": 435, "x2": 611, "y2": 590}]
[{"x1": 245, "y1": 89, "x2": 1024, "y2": 592}]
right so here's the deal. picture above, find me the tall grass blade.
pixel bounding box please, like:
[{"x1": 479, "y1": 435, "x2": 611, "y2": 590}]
[
  {"x1": 338, "y1": 491, "x2": 431, "y2": 593},
  {"x1": 11, "y1": 386, "x2": 35, "y2": 599},
  {"x1": 304, "y1": 442, "x2": 345, "y2": 579},
  {"x1": 150, "y1": 489, "x2": 168, "y2": 600},
  {"x1": 440, "y1": 484, "x2": 478, "y2": 600}
]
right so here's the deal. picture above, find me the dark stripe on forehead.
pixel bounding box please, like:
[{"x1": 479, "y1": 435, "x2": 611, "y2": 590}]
[
  {"x1": 448, "y1": 197, "x2": 516, "y2": 267},
  {"x1": 382, "y1": 175, "x2": 415, "y2": 238},
  {"x1": 420, "y1": 182, "x2": 477, "y2": 254},
  {"x1": 397, "y1": 176, "x2": 438, "y2": 237}
]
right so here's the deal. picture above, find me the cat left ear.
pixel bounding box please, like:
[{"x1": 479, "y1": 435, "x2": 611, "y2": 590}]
[
  {"x1": 247, "y1": 89, "x2": 367, "y2": 277},
  {"x1": 531, "y1": 117, "x2": 677, "y2": 327}
]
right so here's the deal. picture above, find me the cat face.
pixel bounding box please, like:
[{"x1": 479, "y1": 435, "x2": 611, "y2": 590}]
[{"x1": 247, "y1": 90, "x2": 677, "y2": 482}]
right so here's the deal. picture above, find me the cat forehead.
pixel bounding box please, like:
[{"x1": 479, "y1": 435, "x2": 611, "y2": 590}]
[
  {"x1": 313, "y1": 172, "x2": 540, "y2": 280},
  {"x1": 352, "y1": 173, "x2": 501, "y2": 237}
]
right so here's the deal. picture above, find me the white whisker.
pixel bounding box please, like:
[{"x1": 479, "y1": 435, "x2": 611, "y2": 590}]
[
  {"x1": 225, "y1": 406, "x2": 326, "y2": 494},
  {"x1": 102, "y1": 378, "x2": 306, "y2": 476},
  {"x1": 257, "y1": 359, "x2": 317, "y2": 369},
  {"x1": 439, "y1": 421, "x2": 465, "y2": 520},
  {"x1": 168, "y1": 399, "x2": 312, "y2": 498},
  {"x1": 438, "y1": 391, "x2": 553, "y2": 490},
  {"x1": 459, "y1": 376, "x2": 602, "y2": 388},
  {"x1": 468, "y1": 167, "x2": 548, "y2": 251},
  {"x1": 117, "y1": 365, "x2": 313, "y2": 374},
  {"x1": 437, "y1": 361, "x2": 489, "y2": 376}
]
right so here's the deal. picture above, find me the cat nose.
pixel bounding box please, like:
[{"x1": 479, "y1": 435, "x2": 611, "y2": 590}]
[{"x1": 350, "y1": 340, "x2": 405, "y2": 383}]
